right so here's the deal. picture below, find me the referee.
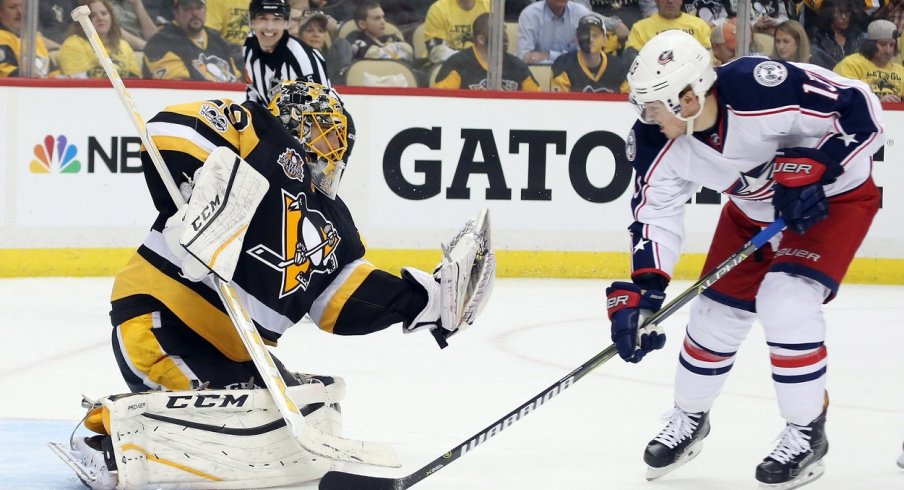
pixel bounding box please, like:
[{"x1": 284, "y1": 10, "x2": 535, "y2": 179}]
[{"x1": 244, "y1": 0, "x2": 332, "y2": 104}]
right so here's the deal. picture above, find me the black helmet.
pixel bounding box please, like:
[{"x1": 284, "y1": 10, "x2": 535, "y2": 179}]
[{"x1": 249, "y1": 0, "x2": 289, "y2": 18}]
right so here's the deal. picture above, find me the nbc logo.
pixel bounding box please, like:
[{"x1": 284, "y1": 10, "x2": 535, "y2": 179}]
[{"x1": 30, "y1": 135, "x2": 81, "y2": 174}]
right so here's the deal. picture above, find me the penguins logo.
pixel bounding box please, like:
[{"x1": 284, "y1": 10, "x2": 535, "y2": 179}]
[
  {"x1": 192, "y1": 54, "x2": 237, "y2": 82},
  {"x1": 246, "y1": 190, "x2": 340, "y2": 296}
]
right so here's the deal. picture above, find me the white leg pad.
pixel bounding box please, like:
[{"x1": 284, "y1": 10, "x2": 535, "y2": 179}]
[{"x1": 51, "y1": 381, "x2": 345, "y2": 490}]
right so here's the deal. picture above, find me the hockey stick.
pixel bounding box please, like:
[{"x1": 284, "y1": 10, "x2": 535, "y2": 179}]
[
  {"x1": 70, "y1": 5, "x2": 399, "y2": 468},
  {"x1": 318, "y1": 217, "x2": 787, "y2": 489}
]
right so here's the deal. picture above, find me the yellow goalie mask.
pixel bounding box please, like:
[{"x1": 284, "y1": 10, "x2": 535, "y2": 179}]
[{"x1": 268, "y1": 81, "x2": 348, "y2": 199}]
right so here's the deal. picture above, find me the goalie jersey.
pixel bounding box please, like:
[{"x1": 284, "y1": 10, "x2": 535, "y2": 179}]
[
  {"x1": 111, "y1": 100, "x2": 422, "y2": 363},
  {"x1": 627, "y1": 58, "x2": 885, "y2": 281}
]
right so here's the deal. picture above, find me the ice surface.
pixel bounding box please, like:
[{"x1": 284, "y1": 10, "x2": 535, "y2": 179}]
[{"x1": 1, "y1": 277, "x2": 902, "y2": 489}]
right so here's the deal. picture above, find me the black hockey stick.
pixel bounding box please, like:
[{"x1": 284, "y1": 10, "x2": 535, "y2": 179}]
[{"x1": 318, "y1": 218, "x2": 787, "y2": 490}]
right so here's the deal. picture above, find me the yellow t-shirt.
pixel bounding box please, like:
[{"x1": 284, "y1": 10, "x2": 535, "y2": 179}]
[
  {"x1": 205, "y1": 0, "x2": 251, "y2": 48},
  {"x1": 0, "y1": 28, "x2": 51, "y2": 77},
  {"x1": 834, "y1": 53, "x2": 904, "y2": 98},
  {"x1": 57, "y1": 35, "x2": 140, "y2": 78},
  {"x1": 625, "y1": 13, "x2": 712, "y2": 52},
  {"x1": 423, "y1": 0, "x2": 491, "y2": 50}
]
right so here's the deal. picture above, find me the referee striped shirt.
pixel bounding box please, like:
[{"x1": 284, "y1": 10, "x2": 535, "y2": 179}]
[{"x1": 243, "y1": 31, "x2": 331, "y2": 104}]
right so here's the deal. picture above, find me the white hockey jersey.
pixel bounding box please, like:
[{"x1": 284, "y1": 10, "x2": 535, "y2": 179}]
[{"x1": 626, "y1": 57, "x2": 886, "y2": 279}]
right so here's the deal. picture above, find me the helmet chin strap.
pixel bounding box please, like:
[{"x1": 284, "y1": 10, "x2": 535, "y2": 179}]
[{"x1": 675, "y1": 91, "x2": 707, "y2": 136}]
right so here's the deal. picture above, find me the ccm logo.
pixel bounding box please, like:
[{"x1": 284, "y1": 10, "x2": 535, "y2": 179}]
[
  {"x1": 773, "y1": 162, "x2": 814, "y2": 174},
  {"x1": 607, "y1": 295, "x2": 630, "y2": 308}
]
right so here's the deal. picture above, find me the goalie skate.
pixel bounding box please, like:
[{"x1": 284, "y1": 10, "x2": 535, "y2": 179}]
[{"x1": 644, "y1": 407, "x2": 710, "y2": 481}]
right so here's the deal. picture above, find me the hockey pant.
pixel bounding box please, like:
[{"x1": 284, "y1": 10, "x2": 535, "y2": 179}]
[{"x1": 674, "y1": 179, "x2": 879, "y2": 425}]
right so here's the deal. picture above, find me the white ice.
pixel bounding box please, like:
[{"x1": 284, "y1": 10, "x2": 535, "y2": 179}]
[{"x1": 1, "y1": 277, "x2": 902, "y2": 489}]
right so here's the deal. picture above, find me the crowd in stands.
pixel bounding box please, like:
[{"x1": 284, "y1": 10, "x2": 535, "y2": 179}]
[{"x1": 0, "y1": 0, "x2": 901, "y2": 99}]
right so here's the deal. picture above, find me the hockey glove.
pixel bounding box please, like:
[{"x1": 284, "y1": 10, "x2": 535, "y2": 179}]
[
  {"x1": 606, "y1": 282, "x2": 666, "y2": 363},
  {"x1": 772, "y1": 147, "x2": 843, "y2": 234}
]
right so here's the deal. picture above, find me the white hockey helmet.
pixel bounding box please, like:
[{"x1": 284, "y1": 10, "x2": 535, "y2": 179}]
[{"x1": 627, "y1": 30, "x2": 716, "y2": 126}]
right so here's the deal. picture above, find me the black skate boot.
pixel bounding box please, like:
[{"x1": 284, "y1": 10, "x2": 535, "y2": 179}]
[
  {"x1": 756, "y1": 411, "x2": 828, "y2": 489},
  {"x1": 643, "y1": 407, "x2": 711, "y2": 480}
]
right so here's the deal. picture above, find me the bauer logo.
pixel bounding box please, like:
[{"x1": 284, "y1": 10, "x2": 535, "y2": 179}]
[{"x1": 29, "y1": 135, "x2": 81, "y2": 174}]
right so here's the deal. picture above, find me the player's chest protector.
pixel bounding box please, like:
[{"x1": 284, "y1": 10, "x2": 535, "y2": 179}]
[{"x1": 235, "y1": 135, "x2": 363, "y2": 310}]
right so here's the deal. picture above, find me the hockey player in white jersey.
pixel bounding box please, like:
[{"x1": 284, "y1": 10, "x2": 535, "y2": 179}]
[{"x1": 606, "y1": 31, "x2": 885, "y2": 488}]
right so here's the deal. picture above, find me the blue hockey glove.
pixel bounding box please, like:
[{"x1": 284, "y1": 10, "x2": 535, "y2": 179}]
[
  {"x1": 606, "y1": 281, "x2": 666, "y2": 363},
  {"x1": 772, "y1": 147, "x2": 843, "y2": 234}
]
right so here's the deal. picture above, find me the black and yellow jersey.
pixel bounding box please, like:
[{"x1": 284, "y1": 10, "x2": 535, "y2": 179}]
[
  {"x1": 111, "y1": 100, "x2": 424, "y2": 362},
  {"x1": 142, "y1": 23, "x2": 240, "y2": 81},
  {"x1": 57, "y1": 35, "x2": 140, "y2": 78},
  {"x1": 0, "y1": 25, "x2": 52, "y2": 77},
  {"x1": 433, "y1": 45, "x2": 540, "y2": 91},
  {"x1": 550, "y1": 50, "x2": 629, "y2": 93}
]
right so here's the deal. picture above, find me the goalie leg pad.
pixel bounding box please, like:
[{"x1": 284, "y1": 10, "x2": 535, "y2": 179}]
[{"x1": 53, "y1": 381, "x2": 345, "y2": 490}]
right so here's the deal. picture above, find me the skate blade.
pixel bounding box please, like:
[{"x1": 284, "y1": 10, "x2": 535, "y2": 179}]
[
  {"x1": 758, "y1": 460, "x2": 825, "y2": 490},
  {"x1": 897, "y1": 453, "x2": 904, "y2": 469},
  {"x1": 48, "y1": 442, "x2": 117, "y2": 489},
  {"x1": 645, "y1": 439, "x2": 705, "y2": 481}
]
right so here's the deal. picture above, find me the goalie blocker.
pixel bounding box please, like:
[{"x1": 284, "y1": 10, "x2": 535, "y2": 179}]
[{"x1": 50, "y1": 375, "x2": 345, "y2": 490}]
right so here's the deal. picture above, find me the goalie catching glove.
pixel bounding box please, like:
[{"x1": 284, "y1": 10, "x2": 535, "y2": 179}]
[{"x1": 401, "y1": 209, "x2": 496, "y2": 348}]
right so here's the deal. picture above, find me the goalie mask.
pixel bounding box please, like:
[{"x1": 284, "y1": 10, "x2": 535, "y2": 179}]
[
  {"x1": 627, "y1": 30, "x2": 716, "y2": 134},
  {"x1": 268, "y1": 81, "x2": 348, "y2": 199}
]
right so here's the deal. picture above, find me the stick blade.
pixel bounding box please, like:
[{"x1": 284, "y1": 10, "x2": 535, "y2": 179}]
[
  {"x1": 319, "y1": 471, "x2": 406, "y2": 490},
  {"x1": 298, "y1": 423, "x2": 401, "y2": 468}
]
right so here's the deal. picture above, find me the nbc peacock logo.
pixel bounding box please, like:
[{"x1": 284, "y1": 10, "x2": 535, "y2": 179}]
[{"x1": 29, "y1": 135, "x2": 81, "y2": 174}]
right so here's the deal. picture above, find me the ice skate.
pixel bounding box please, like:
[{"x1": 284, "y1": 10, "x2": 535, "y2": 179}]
[
  {"x1": 644, "y1": 407, "x2": 710, "y2": 480},
  {"x1": 756, "y1": 412, "x2": 828, "y2": 489}
]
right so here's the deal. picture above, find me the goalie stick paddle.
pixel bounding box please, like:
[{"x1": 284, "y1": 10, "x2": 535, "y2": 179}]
[
  {"x1": 70, "y1": 5, "x2": 399, "y2": 468},
  {"x1": 318, "y1": 217, "x2": 787, "y2": 490}
]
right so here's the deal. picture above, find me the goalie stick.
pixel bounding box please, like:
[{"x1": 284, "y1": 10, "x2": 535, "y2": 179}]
[
  {"x1": 318, "y1": 217, "x2": 787, "y2": 490},
  {"x1": 69, "y1": 5, "x2": 399, "y2": 468}
]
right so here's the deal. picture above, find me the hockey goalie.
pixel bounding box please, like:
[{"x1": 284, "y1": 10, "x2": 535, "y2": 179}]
[{"x1": 50, "y1": 81, "x2": 495, "y2": 489}]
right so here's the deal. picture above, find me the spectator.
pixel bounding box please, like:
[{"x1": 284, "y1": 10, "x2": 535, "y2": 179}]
[
  {"x1": 771, "y1": 19, "x2": 813, "y2": 62},
  {"x1": 298, "y1": 8, "x2": 354, "y2": 82},
  {"x1": 286, "y1": 0, "x2": 340, "y2": 37},
  {"x1": 750, "y1": 0, "x2": 793, "y2": 33},
  {"x1": 834, "y1": 19, "x2": 903, "y2": 101},
  {"x1": 109, "y1": 0, "x2": 160, "y2": 50},
  {"x1": 622, "y1": 0, "x2": 712, "y2": 66},
  {"x1": 379, "y1": 0, "x2": 434, "y2": 31},
  {"x1": 38, "y1": 1, "x2": 81, "y2": 49},
  {"x1": 874, "y1": 0, "x2": 904, "y2": 33},
  {"x1": 710, "y1": 17, "x2": 738, "y2": 65},
  {"x1": 143, "y1": 0, "x2": 240, "y2": 81},
  {"x1": 550, "y1": 14, "x2": 628, "y2": 92},
  {"x1": 298, "y1": 8, "x2": 329, "y2": 47},
  {"x1": 244, "y1": 0, "x2": 331, "y2": 103},
  {"x1": 204, "y1": 0, "x2": 250, "y2": 67},
  {"x1": 58, "y1": 0, "x2": 141, "y2": 78},
  {"x1": 682, "y1": 0, "x2": 734, "y2": 24},
  {"x1": 348, "y1": 1, "x2": 414, "y2": 61},
  {"x1": 809, "y1": 0, "x2": 866, "y2": 68},
  {"x1": 423, "y1": 0, "x2": 491, "y2": 64},
  {"x1": 518, "y1": 0, "x2": 628, "y2": 65},
  {"x1": 0, "y1": 0, "x2": 53, "y2": 77},
  {"x1": 591, "y1": 0, "x2": 644, "y2": 30},
  {"x1": 433, "y1": 12, "x2": 540, "y2": 90}
]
